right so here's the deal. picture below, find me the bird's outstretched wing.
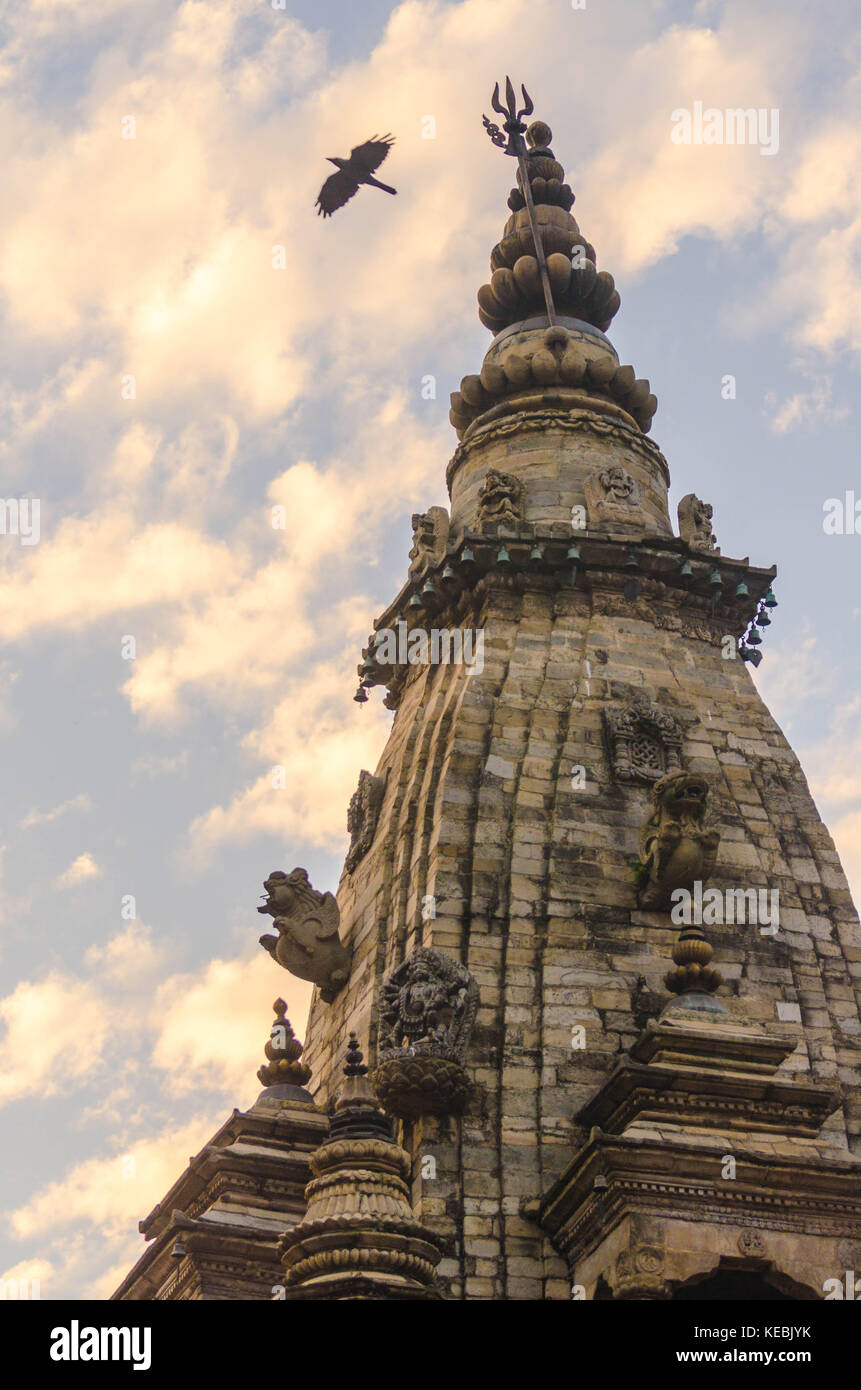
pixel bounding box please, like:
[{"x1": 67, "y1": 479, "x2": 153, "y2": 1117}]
[
  {"x1": 348, "y1": 134, "x2": 394, "y2": 175},
  {"x1": 315, "y1": 169, "x2": 360, "y2": 217}
]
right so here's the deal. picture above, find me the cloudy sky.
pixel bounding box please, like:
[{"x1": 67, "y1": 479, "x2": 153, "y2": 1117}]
[{"x1": 1, "y1": 0, "x2": 860, "y2": 1300}]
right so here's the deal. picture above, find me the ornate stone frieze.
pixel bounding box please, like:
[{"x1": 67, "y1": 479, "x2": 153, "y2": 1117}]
[
  {"x1": 476, "y1": 468, "x2": 525, "y2": 528},
  {"x1": 408, "y1": 506, "x2": 449, "y2": 578},
  {"x1": 345, "y1": 770, "x2": 385, "y2": 873},
  {"x1": 447, "y1": 407, "x2": 670, "y2": 493},
  {"x1": 636, "y1": 771, "x2": 720, "y2": 910},
  {"x1": 603, "y1": 701, "x2": 682, "y2": 784},
  {"x1": 258, "y1": 868, "x2": 352, "y2": 1003},
  {"x1": 678, "y1": 492, "x2": 719, "y2": 553},
  {"x1": 584, "y1": 463, "x2": 642, "y2": 529},
  {"x1": 371, "y1": 948, "x2": 479, "y2": 1118}
]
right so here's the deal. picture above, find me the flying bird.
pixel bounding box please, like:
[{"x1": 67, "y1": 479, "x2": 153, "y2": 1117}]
[{"x1": 315, "y1": 134, "x2": 397, "y2": 217}]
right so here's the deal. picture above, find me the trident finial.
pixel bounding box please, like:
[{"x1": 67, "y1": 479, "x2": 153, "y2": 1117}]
[{"x1": 482, "y1": 78, "x2": 555, "y2": 325}]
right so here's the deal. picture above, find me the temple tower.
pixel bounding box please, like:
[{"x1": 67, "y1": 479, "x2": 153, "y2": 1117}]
[{"x1": 294, "y1": 107, "x2": 861, "y2": 1300}]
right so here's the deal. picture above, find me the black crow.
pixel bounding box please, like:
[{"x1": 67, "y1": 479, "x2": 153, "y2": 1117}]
[{"x1": 315, "y1": 134, "x2": 397, "y2": 217}]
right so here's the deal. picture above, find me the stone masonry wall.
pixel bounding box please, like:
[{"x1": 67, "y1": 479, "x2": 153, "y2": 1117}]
[{"x1": 304, "y1": 573, "x2": 861, "y2": 1299}]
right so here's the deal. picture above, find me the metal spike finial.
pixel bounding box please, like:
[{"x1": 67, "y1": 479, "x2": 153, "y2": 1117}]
[{"x1": 482, "y1": 77, "x2": 555, "y2": 326}]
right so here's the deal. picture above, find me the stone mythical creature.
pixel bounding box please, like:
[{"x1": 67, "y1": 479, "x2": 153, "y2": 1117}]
[
  {"x1": 637, "y1": 771, "x2": 720, "y2": 910},
  {"x1": 258, "y1": 868, "x2": 352, "y2": 1003},
  {"x1": 678, "y1": 493, "x2": 719, "y2": 552}
]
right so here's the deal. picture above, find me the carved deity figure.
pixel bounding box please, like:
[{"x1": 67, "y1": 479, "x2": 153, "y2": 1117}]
[
  {"x1": 678, "y1": 493, "x2": 719, "y2": 552},
  {"x1": 637, "y1": 771, "x2": 720, "y2": 910},
  {"x1": 378, "y1": 948, "x2": 479, "y2": 1061},
  {"x1": 476, "y1": 469, "x2": 524, "y2": 527},
  {"x1": 257, "y1": 868, "x2": 352, "y2": 1002},
  {"x1": 584, "y1": 463, "x2": 642, "y2": 529}
]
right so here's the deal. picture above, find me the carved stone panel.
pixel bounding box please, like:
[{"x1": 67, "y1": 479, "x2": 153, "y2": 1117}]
[
  {"x1": 678, "y1": 493, "x2": 719, "y2": 553},
  {"x1": 345, "y1": 770, "x2": 385, "y2": 872},
  {"x1": 584, "y1": 463, "x2": 641, "y2": 529},
  {"x1": 476, "y1": 468, "x2": 525, "y2": 528},
  {"x1": 603, "y1": 701, "x2": 683, "y2": 784},
  {"x1": 372, "y1": 948, "x2": 479, "y2": 1118}
]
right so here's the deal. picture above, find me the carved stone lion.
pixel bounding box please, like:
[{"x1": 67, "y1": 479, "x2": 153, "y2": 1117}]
[
  {"x1": 257, "y1": 868, "x2": 352, "y2": 1003},
  {"x1": 637, "y1": 771, "x2": 720, "y2": 910}
]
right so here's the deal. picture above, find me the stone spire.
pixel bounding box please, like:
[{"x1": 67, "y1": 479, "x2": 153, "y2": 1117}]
[{"x1": 278, "y1": 1036, "x2": 443, "y2": 1300}]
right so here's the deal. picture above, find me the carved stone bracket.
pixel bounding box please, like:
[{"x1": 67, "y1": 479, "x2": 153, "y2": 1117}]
[
  {"x1": 371, "y1": 948, "x2": 479, "y2": 1118},
  {"x1": 612, "y1": 1243, "x2": 668, "y2": 1300},
  {"x1": 603, "y1": 700, "x2": 683, "y2": 784},
  {"x1": 409, "y1": 507, "x2": 449, "y2": 578},
  {"x1": 257, "y1": 868, "x2": 352, "y2": 1003},
  {"x1": 345, "y1": 770, "x2": 386, "y2": 873}
]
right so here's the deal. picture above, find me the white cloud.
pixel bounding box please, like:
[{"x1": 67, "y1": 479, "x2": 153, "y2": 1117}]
[
  {"x1": 56, "y1": 853, "x2": 103, "y2": 888},
  {"x1": 151, "y1": 951, "x2": 311, "y2": 1102},
  {"x1": 0, "y1": 974, "x2": 113, "y2": 1106},
  {"x1": 21, "y1": 793, "x2": 91, "y2": 830}
]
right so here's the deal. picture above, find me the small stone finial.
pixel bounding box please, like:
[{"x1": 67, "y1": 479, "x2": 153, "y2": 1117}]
[
  {"x1": 344, "y1": 1032, "x2": 368, "y2": 1078},
  {"x1": 664, "y1": 924, "x2": 723, "y2": 998},
  {"x1": 257, "y1": 999, "x2": 312, "y2": 1088},
  {"x1": 526, "y1": 120, "x2": 553, "y2": 150}
]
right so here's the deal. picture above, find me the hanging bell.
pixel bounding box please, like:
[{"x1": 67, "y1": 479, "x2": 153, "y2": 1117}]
[
  {"x1": 496, "y1": 545, "x2": 512, "y2": 567},
  {"x1": 625, "y1": 551, "x2": 640, "y2": 569},
  {"x1": 763, "y1": 588, "x2": 777, "y2": 607},
  {"x1": 735, "y1": 581, "x2": 749, "y2": 598},
  {"x1": 758, "y1": 610, "x2": 771, "y2": 627},
  {"x1": 679, "y1": 558, "x2": 693, "y2": 579},
  {"x1": 709, "y1": 568, "x2": 723, "y2": 588},
  {"x1": 747, "y1": 648, "x2": 763, "y2": 668},
  {"x1": 422, "y1": 578, "x2": 437, "y2": 597},
  {"x1": 529, "y1": 543, "x2": 544, "y2": 567},
  {"x1": 567, "y1": 542, "x2": 581, "y2": 561},
  {"x1": 353, "y1": 686, "x2": 368, "y2": 703},
  {"x1": 441, "y1": 564, "x2": 457, "y2": 586},
  {"x1": 460, "y1": 546, "x2": 476, "y2": 570},
  {"x1": 747, "y1": 625, "x2": 762, "y2": 645},
  {"x1": 407, "y1": 592, "x2": 423, "y2": 611}
]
